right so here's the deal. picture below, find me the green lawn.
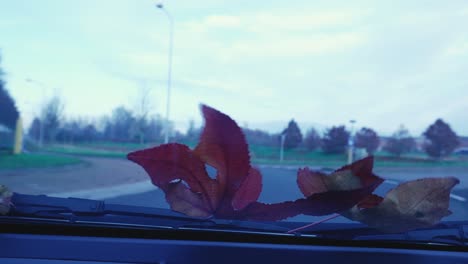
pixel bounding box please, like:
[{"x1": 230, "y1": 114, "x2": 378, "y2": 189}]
[
  {"x1": 42, "y1": 141, "x2": 468, "y2": 169},
  {"x1": 45, "y1": 145, "x2": 127, "y2": 158},
  {"x1": 0, "y1": 153, "x2": 82, "y2": 170}
]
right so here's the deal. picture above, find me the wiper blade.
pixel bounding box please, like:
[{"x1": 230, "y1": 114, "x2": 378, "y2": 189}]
[
  {"x1": 10, "y1": 193, "x2": 197, "y2": 220},
  {"x1": 292, "y1": 221, "x2": 468, "y2": 246},
  {"x1": 7, "y1": 193, "x2": 289, "y2": 233},
  {"x1": 7, "y1": 194, "x2": 468, "y2": 245}
]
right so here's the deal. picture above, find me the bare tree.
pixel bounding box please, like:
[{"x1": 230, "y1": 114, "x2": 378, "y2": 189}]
[
  {"x1": 41, "y1": 96, "x2": 64, "y2": 143},
  {"x1": 133, "y1": 80, "x2": 153, "y2": 144}
]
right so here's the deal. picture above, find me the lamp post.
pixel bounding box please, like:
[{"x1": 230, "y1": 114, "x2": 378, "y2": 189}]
[
  {"x1": 25, "y1": 78, "x2": 46, "y2": 147},
  {"x1": 280, "y1": 133, "x2": 286, "y2": 163},
  {"x1": 347, "y1": 119, "x2": 356, "y2": 164},
  {"x1": 156, "y1": 3, "x2": 174, "y2": 144}
]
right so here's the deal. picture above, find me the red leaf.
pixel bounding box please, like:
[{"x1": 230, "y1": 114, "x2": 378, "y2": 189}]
[
  {"x1": 240, "y1": 201, "x2": 304, "y2": 221},
  {"x1": 297, "y1": 168, "x2": 328, "y2": 197},
  {"x1": 128, "y1": 105, "x2": 259, "y2": 218},
  {"x1": 127, "y1": 143, "x2": 219, "y2": 212},
  {"x1": 240, "y1": 183, "x2": 380, "y2": 221},
  {"x1": 232, "y1": 167, "x2": 262, "y2": 210},
  {"x1": 194, "y1": 105, "x2": 251, "y2": 203}
]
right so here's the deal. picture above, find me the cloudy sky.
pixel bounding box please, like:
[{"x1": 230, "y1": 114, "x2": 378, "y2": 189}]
[{"x1": 1, "y1": 0, "x2": 468, "y2": 136}]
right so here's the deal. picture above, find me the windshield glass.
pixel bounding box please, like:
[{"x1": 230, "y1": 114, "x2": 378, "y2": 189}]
[{"x1": 1, "y1": 1, "x2": 468, "y2": 235}]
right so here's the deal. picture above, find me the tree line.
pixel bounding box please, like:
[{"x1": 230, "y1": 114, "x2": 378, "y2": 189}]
[
  {"x1": 27, "y1": 97, "x2": 167, "y2": 145},
  {"x1": 278, "y1": 119, "x2": 460, "y2": 159},
  {"x1": 21, "y1": 95, "x2": 464, "y2": 159}
]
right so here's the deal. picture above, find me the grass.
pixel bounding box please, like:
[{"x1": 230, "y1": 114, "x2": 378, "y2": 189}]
[
  {"x1": 45, "y1": 145, "x2": 127, "y2": 158},
  {"x1": 43, "y1": 142, "x2": 468, "y2": 169},
  {"x1": 0, "y1": 153, "x2": 82, "y2": 170}
]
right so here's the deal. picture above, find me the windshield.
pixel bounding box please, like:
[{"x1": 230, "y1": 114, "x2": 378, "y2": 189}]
[{"x1": 1, "y1": 1, "x2": 468, "y2": 237}]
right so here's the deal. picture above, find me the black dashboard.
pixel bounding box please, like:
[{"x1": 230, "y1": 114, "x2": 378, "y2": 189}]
[{"x1": 1, "y1": 221, "x2": 467, "y2": 264}]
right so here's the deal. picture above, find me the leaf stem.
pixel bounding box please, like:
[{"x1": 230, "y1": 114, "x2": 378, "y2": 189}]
[{"x1": 286, "y1": 213, "x2": 341, "y2": 234}]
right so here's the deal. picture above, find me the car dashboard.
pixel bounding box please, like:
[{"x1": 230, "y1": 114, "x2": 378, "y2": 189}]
[{"x1": 1, "y1": 219, "x2": 467, "y2": 264}]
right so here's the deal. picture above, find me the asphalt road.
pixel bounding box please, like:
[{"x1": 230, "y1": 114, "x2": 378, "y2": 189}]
[{"x1": 106, "y1": 167, "x2": 468, "y2": 223}]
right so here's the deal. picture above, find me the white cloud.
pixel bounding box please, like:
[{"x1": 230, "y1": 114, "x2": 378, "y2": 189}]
[
  {"x1": 445, "y1": 40, "x2": 468, "y2": 56},
  {"x1": 178, "y1": 8, "x2": 370, "y2": 61},
  {"x1": 184, "y1": 8, "x2": 371, "y2": 32},
  {"x1": 228, "y1": 31, "x2": 366, "y2": 57},
  {"x1": 0, "y1": 18, "x2": 22, "y2": 28},
  {"x1": 247, "y1": 9, "x2": 371, "y2": 33},
  {"x1": 204, "y1": 15, "x2": 242, "y2": 28}
]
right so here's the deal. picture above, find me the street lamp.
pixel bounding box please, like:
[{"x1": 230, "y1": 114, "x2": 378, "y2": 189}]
[
  {"x1": 25, "y1": 78, "x2": 46, "y2": 147},
  {"x1": 156, "y1": 3, "x2": 174, "y2": 144},
  {"x1": 347, "y1": 119, "x2": 356, "y2": 164},
  {"x1": 280, "y1": 133, "x2": 286, "y2": 163}
]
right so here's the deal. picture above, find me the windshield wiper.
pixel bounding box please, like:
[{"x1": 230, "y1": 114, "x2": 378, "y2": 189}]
[
  {"x1": 286, "y1": 221, "x2": 468, "y2": 246},
  {"x1": 5, "y1": 193, "x2": 289, "y2": 234},
  {"x1": 7, "y1": 193, "x2": 467, "y2": 246}
]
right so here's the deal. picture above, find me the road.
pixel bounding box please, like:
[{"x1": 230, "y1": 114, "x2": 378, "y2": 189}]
[
  {"x1": 4, "y1": 156, "x2": 466, "y2": 223},
  {"x1": 106, "y1": 166, "x2": 468, "y2": 223},
  {"x1": 0, "y1": 156, "x2": 148, "y2": 195}
]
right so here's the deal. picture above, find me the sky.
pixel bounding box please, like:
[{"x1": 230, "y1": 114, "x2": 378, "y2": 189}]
[{"x1": 1, "y1": 0, "x2": 468, "y2": 136}]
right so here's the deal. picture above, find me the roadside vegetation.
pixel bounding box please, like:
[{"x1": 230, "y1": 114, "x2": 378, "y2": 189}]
[
  {"x1": 0, "y1": 153, "x2": 82, "y2": 170},
  {"x1": 44, "y1": 141, "x2": 468, "y2": 169}
]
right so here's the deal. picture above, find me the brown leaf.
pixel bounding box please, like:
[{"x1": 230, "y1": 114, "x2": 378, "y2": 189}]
[
  {"x1": 162, "y1": 182, "x2": 212, "y2": 218},
  {"x1": 297, "y1": 157, "x2": 383, "y2": 197},
  {"x1": 335, "y1": 156, "x2": 377, "y2": 187},
  {"x1": 357, "y1": 194, "x2": 384, "y2": 209},
  {"x1": 0, "y1": 185, "x2": 13, "y2": 215},
  {"x1": 343, "y1": 177, "x2": 459, "y2": 233}
]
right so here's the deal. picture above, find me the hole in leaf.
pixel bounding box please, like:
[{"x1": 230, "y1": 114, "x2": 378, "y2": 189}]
[
  {"x1": 205, "y1": 164, "x2": 217, "y2": 179},
  {"x1": 170, "y1": 179, "x2": 190, "y2": 188},
  {"x1": 180, "y1": 180, "x2": 190, "y2": 188}
]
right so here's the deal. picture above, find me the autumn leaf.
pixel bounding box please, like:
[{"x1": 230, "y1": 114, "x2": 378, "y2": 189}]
[
  {"x1": 231, "y1": 167, "x2": 262, "y2": 211},
  {"x1": 296, "y1": 157, "x2": 384, "y2": 217},
  {"x1": 194, "y1": 105, "x2": 251, "y2": 208},
  {"x1": 297, "y1": 157, "x2": 383, "y2": 197},
  {"x1": 240, "y1": 184, "x2": 383, "y2": 221},
  {"x1": 343, "y1": 177, "x2": 459, "y2": 233},
  {"x1": 128, "y1": 104, "x2": 259, "y2": 219},
  {"x1": 128, "y1": 105, "x2": 384, "y2": 221},
  {"x1": 0, "y1": 185, "x2": 13, "y2": 215}
]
